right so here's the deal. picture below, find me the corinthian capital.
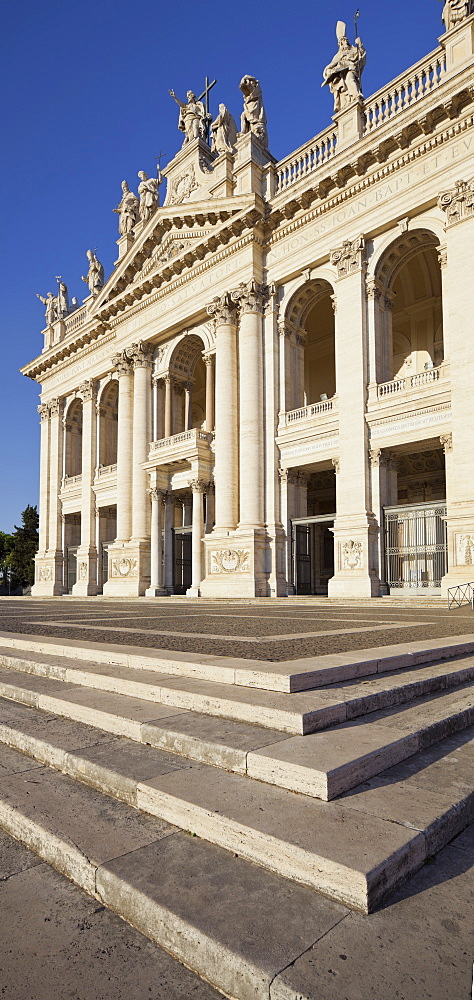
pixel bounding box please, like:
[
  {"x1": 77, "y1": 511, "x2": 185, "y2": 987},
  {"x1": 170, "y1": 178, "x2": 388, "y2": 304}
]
[
  {"x1": 127, "y1": 340, "x2": 153, "y2": 369},
  {"x1": 438, "y1": 179, "x2": 474, "y2": 226},
  {"x1": 77, "y1": 380, "x2": 95, "y2": 402},
  {"x1": 331, "y1": 235, "x2": 366, "y2": 279},
  {"x1": 112, "y1": 351, "x2": 133, "y2": 377},
  {"x1": 206, "y1": 292, "x2": 238, "y2": 325},
  {"x1": 232, "y1": 279, "x2": 268, "y2": 315},
  {"x1": 38, "y1": 403, "x2": 50, "y2": 422}
]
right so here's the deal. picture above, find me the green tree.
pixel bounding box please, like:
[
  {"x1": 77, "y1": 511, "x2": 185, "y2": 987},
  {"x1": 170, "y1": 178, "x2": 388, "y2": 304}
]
[
  {"x1": 9, "y1": 505, "x2": 39, "y2": 587},
  {"x1": 0, "y1": 531, "x2": 14, "y2": 591}
]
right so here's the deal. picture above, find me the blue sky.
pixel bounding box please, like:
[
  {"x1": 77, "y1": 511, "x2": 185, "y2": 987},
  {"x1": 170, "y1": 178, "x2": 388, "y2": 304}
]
[{"x1": 0, "y1": 0, "x2": 444, "y2": 531}]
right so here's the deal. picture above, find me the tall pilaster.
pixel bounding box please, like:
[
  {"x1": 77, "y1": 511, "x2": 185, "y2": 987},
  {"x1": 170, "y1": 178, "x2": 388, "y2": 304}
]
[
  {"x1": 207, "y1": 292, "x2": 239, "y2": 531},
  {"x1": 328, "y1": 236, "x2": 380, "y2": 597},
  {"x1": 130, "y1": 341, "x2": 153, "y2": 542},
  {"x1": 438, "y1": 179, "x2": 474, "y2": 595},
  {"x1": 114, "y1": 352, "x2": 134, "y2": 542},
  {"x1": 164, "y1": 375, "x2": 173, "y2": 438},
  {"x1": 164, "y1": 493, "x2": 175, "y2": 592},
  {"x1": 73, "y1": 381, "x2": 98, "y2": 595},
  {"x1": 235, "y1": 279, "x2": 266, "y2": 530},
  {"x1": 37, "y1": 403, "x2": 50, "y2": 554},
  {"x1": 203, "y1": 354, "x2": 215, "y2": 431},
  {"x1": 32, "y1": 402, "x2": 59, "y2": 595},
  {"x1": 187, "y1": 479, "x2": 206, "y2": 597}
]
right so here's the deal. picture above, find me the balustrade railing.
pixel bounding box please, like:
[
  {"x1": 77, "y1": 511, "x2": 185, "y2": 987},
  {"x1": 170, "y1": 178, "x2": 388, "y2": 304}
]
[
  {"x1": 377, "y1": 363, "x2": 447, "y2": 400},
  {"x1": 284, "y1": 397, "x2": 335, "y2": 425},
  {"x1": 150, "y1": 428, "x2": 213, "y2": 453},
  {"x1": 96, "y1": 463, "x2": 117, "y2": 477},
  {"x1": 274, "y1": 44, "x2": 447, "y2": 195},
  {"x1": 61, "y1": 474, "x2": 82, "y2": 487},
  {"x1": 64, "y1": 304, "x2": 88, "y2": 336},
  {"x1": 275, "y1": 128, "x2": 338, "y2": 193}
]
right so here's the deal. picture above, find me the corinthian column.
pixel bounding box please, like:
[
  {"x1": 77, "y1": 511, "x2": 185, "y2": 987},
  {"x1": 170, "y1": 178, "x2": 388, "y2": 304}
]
[
  {"x1": 113, "y1": 351, "x2": 134, "y2": 542},
  {"x1": 73, "y1": 381, "x2": 97, "y2": 595},
  {"x1": 48, "y1": 398, "x2": 64, "y2": 556},
  {"x1": 207, "y1": 293, "x2": 239, "y2": 530},
  {"x1": 145, "y1": 487, "x2": 166, "y2": 596},
  {"x1": 234, "y1": 280, "x2": 266, "y2": 529},
  {"x1": 129, "y1": 341, "x2": 153, "y2": 541},
  {"x1": 203, "y1": 354, "x2": 215, "y2": 431},
  {"x1": 187, "y1": 479, "x2": 206, "y2": 596},
  {"x1": 37, "y1": 403, "x2": 50, "y2": 553}
]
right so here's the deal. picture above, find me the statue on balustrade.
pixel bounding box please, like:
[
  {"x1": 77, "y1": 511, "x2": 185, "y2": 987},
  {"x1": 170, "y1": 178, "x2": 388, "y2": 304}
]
[
  {"x1": 36, "y1": 291, "x2": 58, "y2": 327},
  {"x1": 55, "y1": 277, "x2": 69, "y2": 317},
  {"x1": 440, "y1": 0, "x2": 474, "y2": 30},
  {"x1": 81, "y1": 250, "x2": 104, "y2": 295},
  {"x1": 114, "y1": 180, "x2": 139, "y2": 236},
  {"x1": 137, "y1": 169, "x2": 162, "y2": 222},
  {"x1": 322, "y1": 20, "x2": 366, "y2": 114},
  {"x1": 210, "y1": 103, "x2": 238, "y2": 154},
  {"x1": 239, "y1": 76, "x2": 268, "y2": 146},
  {"x1": 169, "y1": 89, "x2": 208, "y2": 144}
]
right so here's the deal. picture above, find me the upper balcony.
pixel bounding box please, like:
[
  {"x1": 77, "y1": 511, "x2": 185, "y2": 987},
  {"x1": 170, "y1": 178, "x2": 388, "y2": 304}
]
[
  {"x1": 146, "y1": 428, "x2": 214, "y2": 470},
  {"x1": 276, "y1": 396, "x2": 339, "y2": 465},
  {"x1": 366, "y1": 361, "x2": 451, "y2": 445}
]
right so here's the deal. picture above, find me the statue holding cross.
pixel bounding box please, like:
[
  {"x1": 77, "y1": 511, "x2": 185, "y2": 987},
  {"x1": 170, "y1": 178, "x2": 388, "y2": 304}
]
[{"x1": 168, "y1": 77, "x2": 217, "y2": 146}]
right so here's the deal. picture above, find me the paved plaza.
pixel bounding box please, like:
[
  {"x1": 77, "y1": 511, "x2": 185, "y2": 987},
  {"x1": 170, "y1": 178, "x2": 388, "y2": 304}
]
[{"x1": 1, "y1": 597, "x2": 474, "y2": 660}]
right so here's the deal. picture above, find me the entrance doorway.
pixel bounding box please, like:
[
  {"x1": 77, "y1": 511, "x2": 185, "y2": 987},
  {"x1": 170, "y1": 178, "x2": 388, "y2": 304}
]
[
  {"x1": 292, "y1": 515, "x2": 335, "y2": 595},
  {"x1": 66, "y1": 547, "x2": 77, "y2": 594},
  {"x1": 384, "y1": 501, "x2": 447, "y2": 594},
  {"x1": 173, "y1": 527, "x2": 192, "y2": 594}
]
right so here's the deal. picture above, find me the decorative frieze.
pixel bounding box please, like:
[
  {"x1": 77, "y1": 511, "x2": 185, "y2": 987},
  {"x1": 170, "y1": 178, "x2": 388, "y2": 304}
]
[
  {"x1": 111, "y1": 557, "x2": 138, "y2": 578},
  {"x1": 210, "y1": 549, "x2": 250, "y2": 574},
  {"x1": 331, "y1": 236, "x2": 366, "y2": 278},
  {"x1": 438, "y1": 179, "x2": 474, "y2": 226}
]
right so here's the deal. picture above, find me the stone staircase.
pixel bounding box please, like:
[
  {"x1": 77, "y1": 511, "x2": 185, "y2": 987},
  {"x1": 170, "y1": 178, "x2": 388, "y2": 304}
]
[{"x1": 0, "y1": 631, "x2": 472, "y2": 1000}]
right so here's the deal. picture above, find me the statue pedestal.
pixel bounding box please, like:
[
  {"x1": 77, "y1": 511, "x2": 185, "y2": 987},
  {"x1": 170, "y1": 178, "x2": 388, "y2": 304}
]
[
  {"x1": 208, "y1": 152, "x2": 234, "y2": 199},
  {"x1": 333, "y1": 99, "x2": 364, "y2": 152},
  {"x1": 162, "y1": 138, "x2": 217, "y2": 207},
  {"x1": 115, "y1": 233, "x2": 135, "y2": 263},
  {"x1": 233, "y1": 132, "x2": 275, "y2": 197},
  {"x1": 441, "y1": 15, "x2": 474, "y2": 75}
]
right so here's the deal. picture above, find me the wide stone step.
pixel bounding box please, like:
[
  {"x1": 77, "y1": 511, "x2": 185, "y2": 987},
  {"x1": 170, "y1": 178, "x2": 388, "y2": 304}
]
[
  {"x1": 0, "y1": 680, "x2": 473, "y2": 801},
  {"x1": 2, "y1": 630, "x2": 474, "y2": 692},
  {"x1": 0, "y1": 647, "x2": 474, "y2": 734},
  {"x1": 0, "y1": 748, "x2": 350, "y2": 1000},
  {"x1": 0, "y1": 724, "x2": 472, "y2": 917}
]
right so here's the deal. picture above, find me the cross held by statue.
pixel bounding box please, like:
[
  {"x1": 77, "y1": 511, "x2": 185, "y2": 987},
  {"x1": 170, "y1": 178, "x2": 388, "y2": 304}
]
[{"x1": 199, "y1": 76, "x2": 217, "y2": 143}]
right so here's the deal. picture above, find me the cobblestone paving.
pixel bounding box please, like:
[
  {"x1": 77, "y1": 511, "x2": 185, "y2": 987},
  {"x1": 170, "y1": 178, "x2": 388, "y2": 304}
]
[{"x1": 0, "y1": 598, "x2": 473, "y2": 661}]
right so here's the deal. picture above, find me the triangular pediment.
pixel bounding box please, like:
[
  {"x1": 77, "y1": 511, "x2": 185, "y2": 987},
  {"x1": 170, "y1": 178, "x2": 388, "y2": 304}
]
[{"x1": 88, "y1": 193, "x2": 261, "y2": 323}]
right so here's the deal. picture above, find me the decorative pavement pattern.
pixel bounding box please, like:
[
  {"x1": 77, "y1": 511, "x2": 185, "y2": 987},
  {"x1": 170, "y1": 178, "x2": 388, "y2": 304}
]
[{"x1": 0, "y1": 599, "x2": 473, "y2": 660}]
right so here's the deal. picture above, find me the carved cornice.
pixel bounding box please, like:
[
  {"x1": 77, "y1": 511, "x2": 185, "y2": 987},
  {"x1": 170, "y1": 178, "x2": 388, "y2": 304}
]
[
  {"x1": 207, "y1": 292, "x2": 239, "y2": 326},
  {"x1": 438, "y1": 178, "x2": 474, "y2": 225},
  {"x1": 231, "y1": 279, "x2": 268, "y2": 315},
  {"x1": 331, "y1": 236, "x2": 366, "y2": 279}
]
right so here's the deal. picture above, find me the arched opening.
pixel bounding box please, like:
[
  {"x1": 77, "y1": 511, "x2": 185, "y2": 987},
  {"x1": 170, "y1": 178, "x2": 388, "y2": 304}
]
[
  {"x1": 284, "y1": 279, "x2": 336, "y2": 411},
  {"x1": 64, "y1": 399, "x2": 83, "y2": 477},
  {"x1": 98, "y1": 380, "x2": 118, "y2": 467},
  {"x1": 164, "y1": 334, "x2": 210, "y2": 435},
  {"x1": 375, "y1": 231, "x2": 443, "y2": 383}
]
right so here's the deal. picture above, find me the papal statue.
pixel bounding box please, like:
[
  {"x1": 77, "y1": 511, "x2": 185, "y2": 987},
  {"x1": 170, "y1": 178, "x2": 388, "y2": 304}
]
[
  {"x1": 440, "y1": 0, "x2": 474, "y2": 29},
  {"x1": 169, "y1": 89, "x2": 208, "y2": 144},
  {"x1": 114, "y1": 181, "x2": 139, "y2": 236},
  {"x1": 137, "y1": 170, "x2": 162, "y2": 222},
  {"x1": 322, "y1": 21, "x2": 366, "y2": 114}
]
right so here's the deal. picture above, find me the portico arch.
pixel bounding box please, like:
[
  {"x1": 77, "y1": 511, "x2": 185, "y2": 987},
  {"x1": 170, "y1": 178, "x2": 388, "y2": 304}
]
[
  {"x1": 282, "y1": 277, "x2": 336, "y2": 411},
  {"x1": 97, "y1": 379, "x2": 119, "y2": 467},
  {"x1": 64, "y1": 398, "x2": 83, "y2": 477}
]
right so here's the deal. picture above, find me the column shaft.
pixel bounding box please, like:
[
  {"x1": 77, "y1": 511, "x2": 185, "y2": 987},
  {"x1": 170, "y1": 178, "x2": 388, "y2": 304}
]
[
  {"x1": 131, "y1": 352, "x2": 152, "y2": 541},
  {"x1": 115, "y1": 363, "x2": 134, "y2": 542},
  {"x1": 189, "y1": 482, "x2": 205, "y2": 594},
  {"x1": 238, "y1": 302, "x2": 264, "y2": 528},
  {"x1": 164, "y1": 377, "x2": 172, "y2": 438},
  {"x1": 208, "y1": 296, "x2": 239, "y2": 530},
  {"x1": 204, "y1": 356, "x2": 215, "y2": 431},
  {"x1": 164, "y1": 494, "x2": 174, "y2": 590},
  {"x1": 48, "y1": 400, "x2": 64, "y2": 552},
  {"x1": 38, "y1": 406, "x2": 50, "y2": 552},
  {"x1": 149, "y1": 490, "x2": 164, "y2": 590},
  {"x1": 80, "y1": 387, "x2": 96, "y2": 549}
]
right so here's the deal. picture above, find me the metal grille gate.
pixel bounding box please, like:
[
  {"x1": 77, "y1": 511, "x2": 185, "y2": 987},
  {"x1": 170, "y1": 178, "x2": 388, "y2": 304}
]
[{"x1": 384, "y1": 501, "x2": 447, "y2": 594}]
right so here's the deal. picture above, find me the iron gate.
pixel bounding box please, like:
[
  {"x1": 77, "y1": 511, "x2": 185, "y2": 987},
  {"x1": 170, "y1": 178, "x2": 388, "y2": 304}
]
[{"x1": 384, "y1": 501, "x2": 447, "y2": 594}]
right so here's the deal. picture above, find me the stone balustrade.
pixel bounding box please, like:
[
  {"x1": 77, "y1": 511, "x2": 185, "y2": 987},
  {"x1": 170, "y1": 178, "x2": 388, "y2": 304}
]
[
  {"x1": 150, "y1": 428, "x2": 213, "y2": 453},
  {"x1": 376, "y1": 362, "x2": 449, "y2": 400},
  {"x1": 64, "y1": 305, "x2": 88, "y2": 336},
  {"x1": 96, "y1": 463, "x2": 117, "y2": 477},
  {"x1": 365, "y1": 47, "x2": 446, "y2": 133},
  {"x1": 275, "y1": 127, "x2": 338, "y2": 193},
  {"x1": 284, "y1": 397, "x2": 335, "y2": 425}
]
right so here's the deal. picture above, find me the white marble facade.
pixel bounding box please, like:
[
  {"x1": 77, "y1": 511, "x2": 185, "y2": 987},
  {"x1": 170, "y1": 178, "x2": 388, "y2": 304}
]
[{"x1": 25, "y1": 11, "x2": 474, "y2": 599}]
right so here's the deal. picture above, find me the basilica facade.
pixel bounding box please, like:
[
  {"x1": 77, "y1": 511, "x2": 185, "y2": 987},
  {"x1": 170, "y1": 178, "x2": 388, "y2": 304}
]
[{"x1": 24, "y1": 8, "x2": 474, "y2": 600}]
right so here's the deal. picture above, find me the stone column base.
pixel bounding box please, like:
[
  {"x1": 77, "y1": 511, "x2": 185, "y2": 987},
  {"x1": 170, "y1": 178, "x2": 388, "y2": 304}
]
[
  {"x1": 328, "y1": 522, "x2": 381, "y2": 599},
  {"x1": 144, "y1": 586, "x2": 168, "y2": 597},
  {"x1": 102, "y1": 541, "x2": 150, "y2": 597},
  {"x1": 186, "y1": 586, "x2": 201, "y2": 598},
  {"x1": 31, "y1": 552, "x2": 64, "y2": 597},
  {"x1": 200, "y1": 528, "x2": 272, "y2": 598},
  {"x1": 72, "y1": 547, "x2": 98, "y2": 597}
]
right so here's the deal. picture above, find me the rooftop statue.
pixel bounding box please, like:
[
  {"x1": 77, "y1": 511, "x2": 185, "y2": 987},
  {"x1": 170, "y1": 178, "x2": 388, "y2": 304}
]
[
  {"x1": 440, "y1": 0, "x2": 474, "y2": 29},
  {"x1": 239, "y1": 76, "x2": 268, "y2": 146},
  {"x1": 322, "y1": 20, "x2": 366, "y2": 114},
  {"x1": 36, "y1": 291, "x2": 58, "y2": 327},
  {"x1": 55, "y1": 277, "x2": 69, "y2": 318},
  {"x1": 169, "y1": 89, "x2": 208, "y2": 144},
  {"x1": 114, "y1": 181, "x2": 139, "y2": 236},
  {"x1": 211, "y1": 104, "x2": 238, "y2": 155},
  {"x1": 81, "y1": 250, "x2": 104, "y2": 296},
  {"x1": 137, "y1": 169, "x2": 162, "y2": 222}
]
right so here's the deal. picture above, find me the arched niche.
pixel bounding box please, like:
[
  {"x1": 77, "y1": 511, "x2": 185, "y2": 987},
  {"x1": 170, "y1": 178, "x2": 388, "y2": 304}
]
[
  {"x1": 98, "y1": 379, "x2": 119, "y2": 467},
  {"x1": 64, "y1": 398, "x2": 83, "y2": 477},
  {"x1": 168, "y1": 333, "x2": 207, "y2": 432},
  {"x1": 283, "y1": 278, "x2": 336, "y2": 409},
  {"x1": 375, "y1": 230, "x2": 443, "y2": 380}
]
